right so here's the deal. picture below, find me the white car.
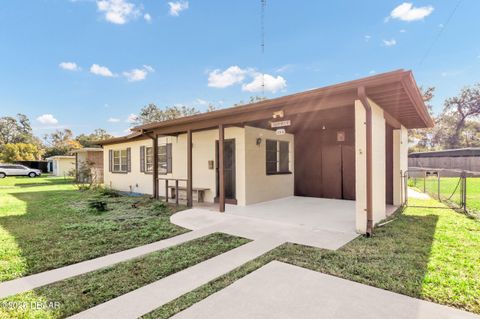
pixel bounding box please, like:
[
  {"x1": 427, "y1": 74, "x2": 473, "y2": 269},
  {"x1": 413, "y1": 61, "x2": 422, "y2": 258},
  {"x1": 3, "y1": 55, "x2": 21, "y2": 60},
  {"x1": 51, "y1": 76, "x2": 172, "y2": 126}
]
[{"x1": 0, "y1": 164, "x2": 42, "y2": 178}]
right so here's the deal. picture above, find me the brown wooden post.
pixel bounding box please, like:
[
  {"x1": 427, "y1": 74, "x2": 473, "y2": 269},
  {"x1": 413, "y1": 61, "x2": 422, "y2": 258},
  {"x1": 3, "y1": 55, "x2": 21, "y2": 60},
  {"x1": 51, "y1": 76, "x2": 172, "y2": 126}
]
[
  {"x1": 187, "y1": 130, "x2": 193, "y2": 208},
  {"x1": 165, "y1": 179, "x2": 169, "y2": 202},
  {"x1": 152, "y1": 134, "x2": 159, "y2": 199},
  {"x1": 175, "y1": 179, "x2": 179, "y2": 206},
  {"x1": 219, "y1": 124, "x2": 225, "y2": 212}
]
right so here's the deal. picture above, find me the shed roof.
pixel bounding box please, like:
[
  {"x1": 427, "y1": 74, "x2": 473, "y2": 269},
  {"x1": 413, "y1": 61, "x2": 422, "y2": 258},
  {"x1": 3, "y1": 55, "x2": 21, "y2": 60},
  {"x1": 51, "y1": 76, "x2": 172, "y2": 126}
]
[{"x1": 409, "y1": 148, "x2": 480, "y2": 158}]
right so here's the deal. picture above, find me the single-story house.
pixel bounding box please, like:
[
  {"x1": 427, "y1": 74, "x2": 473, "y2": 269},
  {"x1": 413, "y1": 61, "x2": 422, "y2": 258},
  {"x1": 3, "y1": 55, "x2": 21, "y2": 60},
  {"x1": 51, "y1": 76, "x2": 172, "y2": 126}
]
[
  {"x1": 71, "y1": 148, "x2": 104, "y2": 183},
  {"x1": 46, "y1": 156, "x2": 76, "y2": 177},
  {"x1": 97, "y1": 70, "x2": 433, "y2": 235}
]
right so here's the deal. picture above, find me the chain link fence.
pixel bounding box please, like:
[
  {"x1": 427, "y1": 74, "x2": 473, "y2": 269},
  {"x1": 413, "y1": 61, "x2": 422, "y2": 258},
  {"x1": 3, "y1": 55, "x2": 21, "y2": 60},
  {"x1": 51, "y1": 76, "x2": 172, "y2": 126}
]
[{"x1": 405, "y1": 167, "x2": 480, "y2": 217}]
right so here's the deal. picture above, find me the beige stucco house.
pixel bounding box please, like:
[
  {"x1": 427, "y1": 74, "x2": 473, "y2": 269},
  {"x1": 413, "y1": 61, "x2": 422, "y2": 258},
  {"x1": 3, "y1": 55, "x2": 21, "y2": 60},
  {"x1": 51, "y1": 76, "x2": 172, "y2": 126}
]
[
  {"x1": 98, "y1": 70, "x2": 433, "y2": 235},
  {"x1": 46, "y1": 156, "x2": 76, "y2": 177}
]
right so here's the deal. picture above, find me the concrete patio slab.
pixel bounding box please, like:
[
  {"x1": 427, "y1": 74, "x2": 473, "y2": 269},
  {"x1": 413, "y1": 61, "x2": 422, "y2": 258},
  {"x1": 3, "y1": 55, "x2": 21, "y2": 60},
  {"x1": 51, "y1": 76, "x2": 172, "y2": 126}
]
[
  {"x1": 69, "y1": 237, "x2": 284, "y2": 319},
  {"x1": 226, "y1": 196, "x2": 356, "y2": 233},
  {"x1": 171, "y1": 207, "x2": 359, "y2": 250},
  {"x1": 173, "y1": 261, "x2": 480, "y2": 319}
]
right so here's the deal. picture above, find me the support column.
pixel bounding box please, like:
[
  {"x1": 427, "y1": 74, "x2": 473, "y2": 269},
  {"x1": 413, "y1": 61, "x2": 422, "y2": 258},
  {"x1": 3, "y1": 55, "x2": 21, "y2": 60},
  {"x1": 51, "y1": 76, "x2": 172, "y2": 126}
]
[
  {"x1": 187, "y1": 130, "x2": 193, "y2": 208},
  {"x1": 152, "y1": 134, "x2": 159, "y2": 199},
  {"x1": 218, "y1": 124, "x2": 225, "y2": 212}
]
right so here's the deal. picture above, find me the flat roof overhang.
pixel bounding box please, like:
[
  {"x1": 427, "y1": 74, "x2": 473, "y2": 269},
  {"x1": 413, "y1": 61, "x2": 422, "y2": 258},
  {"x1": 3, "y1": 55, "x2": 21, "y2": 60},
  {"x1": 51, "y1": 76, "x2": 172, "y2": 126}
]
[{"x1": 98, "y1": 69, "x2": 433, "y2": 145}]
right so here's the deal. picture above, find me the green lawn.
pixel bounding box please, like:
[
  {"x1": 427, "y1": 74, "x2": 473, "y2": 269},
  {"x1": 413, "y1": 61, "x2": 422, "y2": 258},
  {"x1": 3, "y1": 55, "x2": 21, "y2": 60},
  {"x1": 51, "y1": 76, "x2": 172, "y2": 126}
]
[
  {"x1": 144, "y1": 195, "x2": 480, "y2": 318},
  {"x1": 409, "y1": 176, "x2": 480, "y2": 215},
  {"x1": 0, "y1": 233, "x2": 249, "y2": 319},
  {"x1": 0, "y1": 176, "x2": 188, "y2": 281}
]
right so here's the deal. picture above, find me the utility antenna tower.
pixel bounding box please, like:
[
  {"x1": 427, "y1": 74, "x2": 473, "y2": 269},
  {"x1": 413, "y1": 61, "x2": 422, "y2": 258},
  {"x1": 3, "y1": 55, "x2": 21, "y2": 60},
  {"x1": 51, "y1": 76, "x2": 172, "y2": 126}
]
[{"x1": 261, "y1": 0, "x2": 266, "y2": 97}]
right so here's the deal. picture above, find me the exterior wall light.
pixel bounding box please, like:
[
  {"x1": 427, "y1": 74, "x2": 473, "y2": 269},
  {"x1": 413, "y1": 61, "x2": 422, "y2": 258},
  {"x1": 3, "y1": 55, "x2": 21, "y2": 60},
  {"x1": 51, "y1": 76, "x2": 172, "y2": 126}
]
[{"x1": 256, "y1": 137, "x2": 262, "y2": 146}]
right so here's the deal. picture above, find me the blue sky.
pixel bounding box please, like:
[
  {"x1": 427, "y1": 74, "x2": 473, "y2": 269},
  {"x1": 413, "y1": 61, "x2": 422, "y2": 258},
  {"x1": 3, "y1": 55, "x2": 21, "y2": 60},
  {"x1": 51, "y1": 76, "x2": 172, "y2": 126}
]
[{"x1": 1, "y1": 0, "x2": 479, "y2": 137}]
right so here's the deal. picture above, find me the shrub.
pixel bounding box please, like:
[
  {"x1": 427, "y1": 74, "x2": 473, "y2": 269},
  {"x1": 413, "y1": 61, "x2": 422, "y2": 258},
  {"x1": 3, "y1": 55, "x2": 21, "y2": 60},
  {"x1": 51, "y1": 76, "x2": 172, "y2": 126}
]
[
  {"x1": 153, "y1": 201, "x2": 168, "y2": 214},
  {"x1": 87, "y1": 198, "x2": 108, "y2": 213}
]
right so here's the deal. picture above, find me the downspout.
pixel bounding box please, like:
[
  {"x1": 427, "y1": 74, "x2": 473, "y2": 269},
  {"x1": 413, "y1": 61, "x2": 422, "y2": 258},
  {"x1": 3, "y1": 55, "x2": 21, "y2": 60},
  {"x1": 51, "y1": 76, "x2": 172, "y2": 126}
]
[{"x1": 357, "y1": 86, "x2": 373, "y2": 237}]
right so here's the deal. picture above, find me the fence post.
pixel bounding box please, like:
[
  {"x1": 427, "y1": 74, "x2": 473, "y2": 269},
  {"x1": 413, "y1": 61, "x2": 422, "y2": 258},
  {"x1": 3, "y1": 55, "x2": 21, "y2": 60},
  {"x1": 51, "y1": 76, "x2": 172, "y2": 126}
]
[
  {"x1": 463, "y1": 174, "x2": 467, "y2": 213},
  {"x1": 423, "y1": 171, "x2": 426, "y2": 193},
  {"x1": 404, "y1": 171, "x2": 408, "y2": 206},
  {"x1": 165, "y1": 179, "x2": 169, "y2": 203},
  {"x1": 437, "y1": 172, "x2": 441, "y2": 202}
]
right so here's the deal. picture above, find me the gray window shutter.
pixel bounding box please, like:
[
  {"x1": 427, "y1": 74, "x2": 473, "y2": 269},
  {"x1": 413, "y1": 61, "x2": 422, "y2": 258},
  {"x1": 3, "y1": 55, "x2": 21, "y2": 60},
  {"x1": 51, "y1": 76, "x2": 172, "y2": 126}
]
[
  {"x1": 167, "y1": 143, "x2": 172, "y2": 173},
  {"x1": 108, "y1": 150, "x2": 113, "y2": 172},
  {"x1": 140, "y1": 146, "x2": 145, "y2": 173},
  {"x1": 127, "y1": 147, "x2": 131, "y2": 172}
]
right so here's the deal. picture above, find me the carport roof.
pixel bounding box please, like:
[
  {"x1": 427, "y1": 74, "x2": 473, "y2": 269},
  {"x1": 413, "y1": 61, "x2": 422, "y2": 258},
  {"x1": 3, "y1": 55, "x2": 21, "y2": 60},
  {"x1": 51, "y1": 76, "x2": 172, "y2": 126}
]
[{"x1": 98, "y1": 69, "x2": 433, "y2": 145}]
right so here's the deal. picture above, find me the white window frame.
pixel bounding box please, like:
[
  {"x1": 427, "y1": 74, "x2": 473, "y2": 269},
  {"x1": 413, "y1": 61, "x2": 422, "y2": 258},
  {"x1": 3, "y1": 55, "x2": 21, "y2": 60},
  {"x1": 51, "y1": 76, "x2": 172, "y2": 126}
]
[{"x1": 113, "y1": 149, "x2": 128, "y2": 172}]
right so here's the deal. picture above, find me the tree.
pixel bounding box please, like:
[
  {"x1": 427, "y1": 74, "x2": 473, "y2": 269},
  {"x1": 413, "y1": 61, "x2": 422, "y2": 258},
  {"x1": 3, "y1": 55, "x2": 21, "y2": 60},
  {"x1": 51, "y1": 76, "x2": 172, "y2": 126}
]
[
  {"x1": 408, "y1": 87, "x2": 437, "y2": 152},
  {"x1": 0, "y1": 113, "x2": 36, "y2": 145},
  {"x1": 0, "y1": 143, "x2": 44, "y2": 162},
  {"x1": 43, "y1": 129, "x2": 81, "y2": 157},
  {"x1": 441, "y1": 84, "x2": 480, "y2": 148},
  {"x1": 76, "y1": 129, "x2": 113, "y2": 147},
  {"x1": 134, "y1": 104, "x2": 200, "y2": 126}
]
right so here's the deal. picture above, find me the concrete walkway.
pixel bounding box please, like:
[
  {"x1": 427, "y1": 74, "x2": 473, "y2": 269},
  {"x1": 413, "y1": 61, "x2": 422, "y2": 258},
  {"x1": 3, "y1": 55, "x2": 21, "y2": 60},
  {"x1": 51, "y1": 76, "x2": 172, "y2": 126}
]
[
  {"x1": 69, "y1": 237, "x2": 284, "y2": 319},
  {"x1": 408, "y1": 188, "x2": 431, "y2": 199},
  {"x1": 173, "y1": 261, "x2": 480, "y2": 319},
  {"x1": 0, "y1": 228, "x2": 213, "y2": 299}
]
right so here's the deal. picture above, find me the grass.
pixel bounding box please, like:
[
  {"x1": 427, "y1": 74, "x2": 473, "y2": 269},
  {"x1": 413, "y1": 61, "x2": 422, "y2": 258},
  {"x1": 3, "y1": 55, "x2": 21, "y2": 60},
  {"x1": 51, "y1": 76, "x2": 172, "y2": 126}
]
[
  {"x1": 409, "y1": 176, "x2": 480, "y2": 215},
  {"x1": 143, "y1": 195, "x2": 480, "y2": 318},
  {"x1": 0, "y1": 233, "x2": 249, "y2": 318},
  {"x1": 0, "y1": 176, "x2": 187, "y2": 281}
]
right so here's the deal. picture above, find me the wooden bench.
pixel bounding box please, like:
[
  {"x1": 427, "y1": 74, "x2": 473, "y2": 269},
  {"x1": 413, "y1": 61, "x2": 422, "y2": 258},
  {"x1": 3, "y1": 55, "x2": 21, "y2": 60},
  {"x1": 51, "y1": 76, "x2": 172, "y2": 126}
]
[{"x1": 169, "y1": 186, "x2": 209, "y2": 203}]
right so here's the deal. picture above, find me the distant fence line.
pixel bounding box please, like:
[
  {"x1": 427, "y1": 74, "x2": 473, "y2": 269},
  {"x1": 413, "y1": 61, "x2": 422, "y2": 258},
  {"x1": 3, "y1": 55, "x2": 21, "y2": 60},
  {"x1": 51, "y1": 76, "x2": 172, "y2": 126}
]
[{"x1": 409, "y1": 156, "x2": 480, "y2": 174}]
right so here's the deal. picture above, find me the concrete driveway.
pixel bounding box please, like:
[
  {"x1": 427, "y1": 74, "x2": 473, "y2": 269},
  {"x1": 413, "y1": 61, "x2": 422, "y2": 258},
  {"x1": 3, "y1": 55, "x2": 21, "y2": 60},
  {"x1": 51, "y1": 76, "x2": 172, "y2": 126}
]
[{"x1": 173, "y1": 261, "x2": 480, "y2": 319}]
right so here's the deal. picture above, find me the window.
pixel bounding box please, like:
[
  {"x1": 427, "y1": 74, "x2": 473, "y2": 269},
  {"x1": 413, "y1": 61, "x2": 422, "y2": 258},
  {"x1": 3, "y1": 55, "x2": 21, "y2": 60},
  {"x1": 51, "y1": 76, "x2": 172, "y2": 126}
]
[
  {"x1": 158, "y1": 144, "x2": 172, "y2": 174},
  {"x1": 113, "y1": 149, "x2": 128, "y2": 172},
  {"x1": 145, "y1": 147, "x2": 154, "y2": 172},
  {"x1": 266, "y1": 139, "x2": 290, "y2": 175},
  {"x1": 142, "y1": 144, "x2": 172, "y2": 174}
]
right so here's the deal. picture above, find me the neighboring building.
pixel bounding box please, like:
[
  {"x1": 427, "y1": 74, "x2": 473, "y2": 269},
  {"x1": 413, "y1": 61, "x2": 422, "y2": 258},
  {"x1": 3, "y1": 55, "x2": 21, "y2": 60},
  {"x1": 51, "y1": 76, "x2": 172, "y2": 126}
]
[
  {"x1": 46, "y1": 156, "x2": 76, "y2": 177},
  {"x1": 97, "y1": 70, "x2": 434, "y2": 235},
  {"x1": 409, "y1": 148, "x2": 480, "y2": 173},
  {"x1": 71, "y1": 148, "x2": 104, "y2": 183}
]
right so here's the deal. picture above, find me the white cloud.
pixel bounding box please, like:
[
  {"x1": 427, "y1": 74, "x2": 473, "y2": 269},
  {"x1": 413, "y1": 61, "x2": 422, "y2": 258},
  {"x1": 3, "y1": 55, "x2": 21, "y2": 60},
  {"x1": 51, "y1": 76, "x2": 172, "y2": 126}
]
[
  {"x1": 242, "y1": 73, "x2": 286, "y2": 93},
  {"x1": 143, "y1": 65, "x2": 155, "y2": 72},
  {"x1": 123, "y1": 69, "x2": 148, "y2": 82},
  {"x1": 208, "y1": 66, "x2": 249, "y2": 88},
  {"x1": 369, "y1": 70, "x2": 376, "y2": 75},
  {"x1": 382, "y1": 39, "x2": 397, "y2": 47},
  {"x1": 126, "y1": 113, "x2": 138, "y2": 123},
  {"x1": 59, "y1": 62, "x2": 80, "y2": 71},
  {"x1": 97, "y1": 0, "x2": 140, "y2": 24},
  {"x1": 144, "y1": 13, "x2": 151, "y2": 22},
  {"x1": 37, "y1": 114, "x2": 58, "y2": 125},
  {"x1": 387, "y1": 2, "x2": 434, "y2": 22},
  {"x1": 364, "y1": 35, "x2": 372, "y2": 42},
  {"x1": 275, "y1": 64, "x2": 294, "y2": 73},
  {"x1": 108, "y1": 117, "x2": 120, "y2": 122},
  {"x1": 400, "y1": 29, "x2": 407, "y2": 33},
  {"x1": 168, "y1": 1, "x2": 189, "y2": 16},
  {"x1": 122, "y1": 65, "x2": 154, "y2": 82},
  {"x1": 438, "y1": 23, "x2": 444, "y2": 28},
  {"x1": 441, "y1": 72, "x2": 448, "y2": 77},
  {"x1": 90, "y1": 64, "x2": 115, "y2": 77}
]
